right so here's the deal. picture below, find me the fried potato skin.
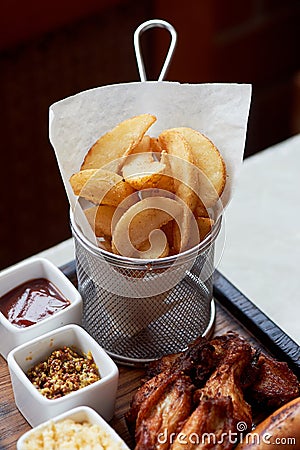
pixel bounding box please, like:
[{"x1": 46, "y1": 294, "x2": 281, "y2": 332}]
[
  {"x1": 84, "y1": 205, "x2": 116, "y2": 237},
  {"x1": 170, "y1": 127, "x2": 226, "y2": 207},
  {"x1": 158, "y1": 130, "x2": 198, "y2": 212},
  {"x1": 131, "y1": 135, "x2": 151, "y2": 154},
  {"x1": 122, "y1": 151, "x2": 174, "y2": 191},
  {"x1": 69, "y1": 168, "x2": 135, "y2": 206},
  {"x1": 158, "y1": 130, "x2": 199, "y2": 252},
  {"x1": 196, "y1": 217, "x2": 214, "y2": 241},
  {"x1": 81, "y1": 114, "x2": 156, "y2": 170},
  {"x1": 122, "y1": 152, "x2": 166, "y2": 190},
  {"x1": 111, "y1": 197, "x2": 183, "y2": 258}
]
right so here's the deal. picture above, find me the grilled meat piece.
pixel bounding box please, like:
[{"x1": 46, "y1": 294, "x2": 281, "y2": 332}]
[
  {"x1": 127, "y1": 337, "x2": 216, "y2": 433},
  {"x1": 170, "y1": 396, "x2": 235, "y2": 450},
  {"x1": 145, "y1": 352, "x2": 182, "y2": 381},
  {"x1": 134, "y1": 373, "x2": 194, "y2": 450},
  {"x1": 240, "y1": 348, "x2": 261, "y2": 391},
  {"x1": 247, "y1": 353, "x2": 300, "y2": 409},
  {"x1": 172, "y1": 337, "x2": 216, "y2": 387},
  {"x1": 126, "y1": 370, "x2": 171, "y2": 435},
  {"x1": 211, "y1": 332, "x2": 260, "y2": 391},
  {"x1": 145, "y1": 336, "x2": 216, "y2": 387},
  {"x1": 196, "y1": 333, "x2": 253, "y2": 432},
  {"x1": 144, "y1": 336, "x2": 216, "y2": 386},
  {"x1": 210, "y1": 331, "x2": 241, "y2": 357},
  {"x1": 127, "y1": 331, "x2": 299, "y2": 450}
]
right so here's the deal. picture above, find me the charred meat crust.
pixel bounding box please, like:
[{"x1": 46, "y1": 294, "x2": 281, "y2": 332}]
[{"x1": 127, "y1": 332, "x2": 299, "y2": 450}]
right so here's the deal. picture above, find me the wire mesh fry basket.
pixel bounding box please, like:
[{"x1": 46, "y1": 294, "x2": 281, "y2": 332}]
[{"x1": 70, "y1": 20, "x2": 222, "y2": 365}]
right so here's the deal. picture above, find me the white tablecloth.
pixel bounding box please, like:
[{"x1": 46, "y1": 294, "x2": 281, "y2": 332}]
[{"x1": 217, "y1": 134, "x2": 300, "y2": 345}]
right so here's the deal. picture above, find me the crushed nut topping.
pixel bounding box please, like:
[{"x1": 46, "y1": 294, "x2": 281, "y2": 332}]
[{"x1": 27, "y1": 346, "x2": 100, "y2": 399}]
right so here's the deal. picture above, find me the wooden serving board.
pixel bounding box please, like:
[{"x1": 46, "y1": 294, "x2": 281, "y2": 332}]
[{"x1": 0, "y1": 263, "x2": 299, "y2": 449}]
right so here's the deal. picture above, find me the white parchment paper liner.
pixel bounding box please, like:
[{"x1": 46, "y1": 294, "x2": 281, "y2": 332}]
[{"x1": 50, "y1": 81, "x2": 251, "y2": 232}]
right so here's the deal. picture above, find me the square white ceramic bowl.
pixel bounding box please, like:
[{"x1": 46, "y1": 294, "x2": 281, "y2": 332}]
[
  {"x1": 17, "y1": 405, "x2": 130, "y2": 449},
  {"x1": 0, "y1": 257, "x2": 82, "y2": 359},
  {"x1": 7, "y1": 324, "x2": 119, "y2": 427}
]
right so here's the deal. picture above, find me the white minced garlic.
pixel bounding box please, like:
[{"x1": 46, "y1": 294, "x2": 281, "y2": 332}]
[{"x1": 22, "y1": 419, "x2": 124, "y2": 450}]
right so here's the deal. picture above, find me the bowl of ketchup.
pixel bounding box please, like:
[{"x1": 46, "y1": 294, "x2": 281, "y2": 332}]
[{"x1": 0, "y1": 258, "x2": 82, "y2": 359}]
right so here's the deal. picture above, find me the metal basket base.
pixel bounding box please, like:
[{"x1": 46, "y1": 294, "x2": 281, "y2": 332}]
[
  {"x1": 103, "y1": 299, "x2": 215, "y2": 366},
  {"x1": 80, "y1": 265, "x2": 216, "y2": 366}
]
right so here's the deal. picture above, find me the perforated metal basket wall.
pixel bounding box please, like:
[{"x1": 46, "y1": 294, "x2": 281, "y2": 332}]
[{"x1": 71, "y1": 214, "x2": 221, "y2": 365}]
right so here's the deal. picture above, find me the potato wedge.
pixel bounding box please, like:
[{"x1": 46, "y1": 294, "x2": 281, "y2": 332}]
[
  {"x1": 69, "y1": 169, "x2": 134, "y2": 206},
  {"x1": 196, "y1": 217, "x2": 214, "y2": 241},
  {"x1": 130, "y1": 135, "x2": 151, "y2": 154},
  {"x1": 171, "y1": 215, "x2": 200, "y2": 253},
  {"x1": 195, "y1": 202, "x2": 209, "y2": 218},
  {"x1": 81, "y1": 114, "x2": 156, "y2": 170},
  {"x1": 158, "y1": 130, "x2": 198, "y2": 251},
  {"x1": 71, "y1": 114, "x2": 227, "y2": 259},
  {"x1": 159, "y1": 150, "x2": 175, "y2": 192},
  {"x1": 171, "y1": 127, "x2": 226, "y2": 207},
  {"x1": 161, "y1": 219, "x2": 174, "y2": 251},
  {"x1": 158, "y1": 130, "x2": 198, "y2": 211},
  {"x1": 137, "y1": 232, "x2": 170, "y2": 259},
  {"x1": 172, "y1": 220, "x2": 181, "y2": 255},
  {"x1": 84, "y1": 205, "x2": 116, "y2": 237},
  {"x1": 112, "y1": 197, "x2": 183, "y2": 258},
  {"x1": 150, "y1": 137, "x2": 163, "y2": 153},
  {"x1": 122, "y1": 152, "x2": 166, "y2": 190},
  {"x1": 97, "y1": 236, "x2": 113, "y2": 253},
  {"x1": 121, "y1": 150, "x2": 174, "y2": 192}
]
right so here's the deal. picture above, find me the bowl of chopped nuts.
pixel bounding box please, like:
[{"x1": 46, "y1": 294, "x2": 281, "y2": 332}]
[
  {"x1": 17, "y1": 405, "x2": 130, "y2": 449},
  {"x1": 7, "y1": 324, "x2": 119, "y2": 427}
]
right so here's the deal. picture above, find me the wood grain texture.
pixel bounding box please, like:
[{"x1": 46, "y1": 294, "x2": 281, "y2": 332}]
[{"x1": 0, "y1": 264, "x2": 298, "y2": 449}]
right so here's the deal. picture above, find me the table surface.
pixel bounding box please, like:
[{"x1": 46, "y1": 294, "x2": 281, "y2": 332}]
[
  {"x1": 9, "y1": 134, "x2": 299, "y2": 345},
  {"x1": 0, "y1": 290, "x2": 285, "y2": 449},
  {"x1": 217, "y1": 133, "x2": 300, "y2": 345},
  {"x1": 1, "y1": 135, "x2": 299, "y2": 448}
]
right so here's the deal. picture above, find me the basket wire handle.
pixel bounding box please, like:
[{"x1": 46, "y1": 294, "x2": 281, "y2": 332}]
[{"x1": 134, "y1": 19, "x2": 177, "y2": 82}]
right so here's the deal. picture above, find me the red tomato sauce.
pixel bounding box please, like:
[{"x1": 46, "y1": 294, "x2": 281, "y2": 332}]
[{"x1": 0, "y1": 278, "x2": 71, "y2": 327}]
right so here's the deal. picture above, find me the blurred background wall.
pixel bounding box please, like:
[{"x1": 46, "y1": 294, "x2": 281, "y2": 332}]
[{"x1": 0, "y1": 0, "x2": 299, "y2": 270}]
